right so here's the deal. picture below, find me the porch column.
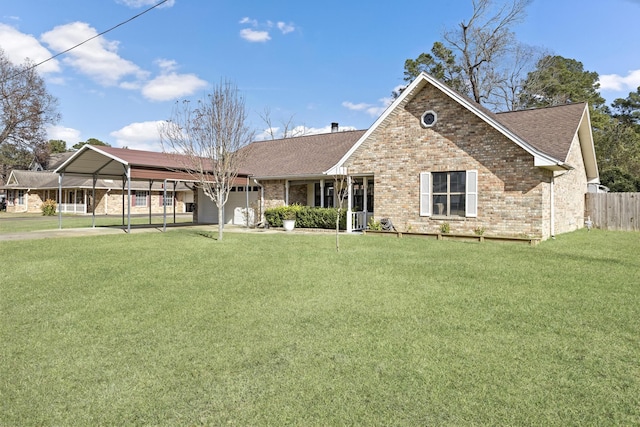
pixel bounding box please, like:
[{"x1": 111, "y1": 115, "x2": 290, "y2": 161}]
[
  {"x1": 320, "y1": 179, "x2": 325, "y2": 207},
  {"x1": 148, "y1": 180, "x2": 153, "y2": 225},
  {"x1": 285, "y1": 180, "x2": 290, "y2": 205},
  {"x1": 346, "y1": 175, "x2": 353, "y2": 233},
  {"x1": 163, "y1": 179, "x2": 167, "y2": 232},
  {"x1": 173, "y1": 181, "x2": 177, "y2": 223},
  {"x1": 58, "y1": 172, "x2": 63, "y2": 229},
  {"x1": 126, "y1": 166, "x2": 131, "y2": 234},
  {"x1": 363, "y1": 178, "x2": 368, "y2": 214},
  {"x1": 92, "y1": 175, "x2": 97, "y2": 228}
]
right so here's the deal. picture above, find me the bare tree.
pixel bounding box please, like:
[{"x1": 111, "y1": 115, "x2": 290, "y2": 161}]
[
  {"x1": 0, "y1": 49, "x2": 59, "y2": 170},
  {"x1": 159, "y1": 80, "x2": 255, "y2": 240},
  {"x1": 258, "y1": 107, "x2": 306, "y2": 139},
  {"x1": 488, "y1": 43, "x2": 549, "y2": 111},
  {"x1": 443, "y1": 0, "x2": 531, "y2": 105},
  {"x1": 333, "y1": 172, "x2": 349, "y2": 252}
]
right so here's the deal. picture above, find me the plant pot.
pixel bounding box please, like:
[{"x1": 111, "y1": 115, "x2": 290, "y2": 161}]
[{"x1": 283, "y1": 219, "x2": 295, "y2": 231}]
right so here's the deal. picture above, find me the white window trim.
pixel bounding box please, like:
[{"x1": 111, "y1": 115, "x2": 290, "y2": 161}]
[
  {"x1": 466, "y1": 170, "x2": 478, "y2": 217},
  {"x1": 419, "y1": 172, "x2": 431, "y2": 216}
]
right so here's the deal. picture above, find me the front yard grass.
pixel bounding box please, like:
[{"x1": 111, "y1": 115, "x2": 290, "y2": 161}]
[
  {"x1": 0, "y1": 212, "x2": 192, "y2": 233},
  {"x1": 1, "y1": 229, "x2": 638, "y2": 425}
]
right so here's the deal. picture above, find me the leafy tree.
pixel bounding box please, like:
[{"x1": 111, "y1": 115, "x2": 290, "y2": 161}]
[
  {"x1": 0, "y1": 143, "x2": 31, "y2": 182},
  {"x1": 72, "y1": 138, "x2": 110, "y2": 150},
  {"x1": 0, "y1": 49, "x2": 60, "y2": 150},
  {"x1": 611, "y1": 86, "x2": 640, "y2": 128},
  {"x1": 519, "y1": 55, "x2": 606, "y2": 109},
  {"x1": 599, "y1": 167, "x2": 639, "y2": 192},
  {"x1": 48, "y1": 139, "x2": 67, "y2": 153},
  {"x1": 399, "y1": 42, "x2": 465, "y2": 96},
  {"x1": 159, "y1": 80, "x2": 255, "y2": 241}
]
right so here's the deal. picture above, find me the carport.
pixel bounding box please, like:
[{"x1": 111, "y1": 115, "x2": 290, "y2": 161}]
[{"x1": 54, "y1": 144, "x2": 249, "y2": 233}]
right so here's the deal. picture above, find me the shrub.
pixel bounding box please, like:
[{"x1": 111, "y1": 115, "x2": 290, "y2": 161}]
[
  {"x1": 265, "y1": 205, "x2": 346, "y2": 229},
  {"x1": 367, "y1": 217, "x2": 382, "y2": 231},
  {"x1": 41, "y1": 199, "x2": 57, "y2": 216},
  {"x1": 440, "y1": 222, "x2": 450, "y2": 234}
]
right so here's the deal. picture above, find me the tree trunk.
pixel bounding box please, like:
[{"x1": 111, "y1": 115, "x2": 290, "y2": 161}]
[
  {"x1": 218, "y1": 204, "x2": 224, "y2": 240},
  {"x1": 335, "y1": 208, "x2": 340, "y2": 252}
]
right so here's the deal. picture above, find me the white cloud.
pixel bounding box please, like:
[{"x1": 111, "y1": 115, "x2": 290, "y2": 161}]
[
  {"x1": 277, "y1": 22, "x2": 295, "y2": 34},
  {"x1": 238, "y1": 17, "x2": 296, "y2": 43},
  {"x1": 142, "y1": 72, "x2": 208, "y2": 101},
  {"x1": 239, "y1": 17, "x2": 258, "y2": 26},
  {"x1": 0, "y1": 23, "x2": 60, "y2": 74},
  {"x1": 240, "y1": 28, "x2": 271, "y2": 43},
  {"x1": 40, "y1": 21, "x2": 148, "y2": 87},
  {"x1": 255, "y1": 124, "x2": 357, "y2": 141},
  {"x1": 342, "y1": 97, "x2": 391, "y2": 117},
  {"x1": 155, "y1": 58, "x2": 178, "y2": 72},
  {"x1": 110, "y1": 121, "x2": 165, "y2": 151},
  {"x1": 46, "y1": 125, "x2": 82, "y2": 143},
  {"x1": 116, "y1": 0, "x2": 175, "y2": 8},
  {"x1": 599, "y1": 69, "x2": 640, "y2": 92}
]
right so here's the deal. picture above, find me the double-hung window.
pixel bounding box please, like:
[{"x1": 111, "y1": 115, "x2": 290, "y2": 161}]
[
  {"x1": 420, "y1": 170, "x2": 477, "y2": 217},
  {"x1": 160, "y1": 191, "x2": 174, "y2": 206},
  {"x1": 134, "y1": 191, "x2": 148, "y2": 207}
]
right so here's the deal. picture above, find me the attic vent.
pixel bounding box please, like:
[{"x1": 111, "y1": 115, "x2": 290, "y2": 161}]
[{"x1": 421, "y1": 110, "x2": 437, "y2": 128}]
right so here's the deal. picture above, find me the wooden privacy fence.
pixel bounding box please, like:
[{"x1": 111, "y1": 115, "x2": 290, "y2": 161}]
[{"x1": 585, "y1": 193, "x2": 640, "y2": 231}]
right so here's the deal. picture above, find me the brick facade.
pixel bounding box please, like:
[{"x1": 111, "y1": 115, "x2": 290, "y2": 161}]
[
  {"x1": 344, "y1": 83, "x2": 562, "y2": 238},
  {"x1": 6, "y1": 189, "x2": 187, "y2": 215}
]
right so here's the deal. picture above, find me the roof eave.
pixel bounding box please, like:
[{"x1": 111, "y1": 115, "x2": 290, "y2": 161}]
[{"x1": 54, "y1": 145, "x2": 129, "y2": 174}]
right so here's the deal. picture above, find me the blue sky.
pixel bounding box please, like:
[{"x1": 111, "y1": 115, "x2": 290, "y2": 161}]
[{"x1": 1, "y1": 0, "x2": 639, "y2": 151}]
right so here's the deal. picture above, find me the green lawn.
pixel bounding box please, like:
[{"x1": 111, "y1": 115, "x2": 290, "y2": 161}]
[
  {"x1": 1, "y1": 229, "x2": 639, "y2": 425},
  {"x1": 0, "y1": 212, "x2": 192, "y2": 233}
]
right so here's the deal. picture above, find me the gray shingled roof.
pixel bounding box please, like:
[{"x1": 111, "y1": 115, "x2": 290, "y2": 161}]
[
  {"x1": 240, "y1": 130, "x2": 366, "y2": 178},
  {"x1": 496, "y1": 103, "x2": 587, "y2": 162}
]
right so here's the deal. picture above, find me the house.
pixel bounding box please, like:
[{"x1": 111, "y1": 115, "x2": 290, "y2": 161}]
[
  {"x1": 241, "y1": 73, "x2": 599, "y2": 240},
  {"x1": 4, "y1": 72, "x2": 599, "y2": 241}
]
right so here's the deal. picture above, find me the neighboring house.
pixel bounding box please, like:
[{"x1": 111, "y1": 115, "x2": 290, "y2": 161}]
[
  {"x1": 240, "y1": 73, "x2": 599, "y2": 240},
  {"x1": 2, "y1": 150, "x2": 192, "y2": 215}
]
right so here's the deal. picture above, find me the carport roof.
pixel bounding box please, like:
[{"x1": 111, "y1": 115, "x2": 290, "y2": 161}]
[{"x1": 55, "y1": 144, "x2": 249, "y2": 183}]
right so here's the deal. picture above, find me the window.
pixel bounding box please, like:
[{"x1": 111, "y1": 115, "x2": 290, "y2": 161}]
[
  {"x1": 421, "y1": 110, "x2": 437, "y2": 128},
  {"x1": 17, "y1": 190, "x2": 25, "y2": 205},
  {"x1": 160, "y1": 192, "x2": 174, "y2": 206},
  {"x1": 420, "y1": 170, "x2": 477, "y2": 217},
  {"x1": 314, "y1": 182, "x2": 335, "y2": 208},
  {"x1": 135, "y1": 191, "x2": 148, "y2": 207}
]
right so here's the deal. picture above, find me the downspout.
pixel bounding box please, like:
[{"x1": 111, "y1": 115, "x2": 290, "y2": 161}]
[
  {"x1": 550, "y1": 170, "x2": 570, "y2": 240},
  {"x1": 26, "y1": 188, "x2": 30, "y2": 213},
  {"x1": 550, "y1": 174, "x2": 555, "y2": 239}
]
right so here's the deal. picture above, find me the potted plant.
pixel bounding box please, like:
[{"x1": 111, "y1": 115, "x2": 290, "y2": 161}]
[{"x1": 282, "y1": 209, "x2": 296, "y2": 231}]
